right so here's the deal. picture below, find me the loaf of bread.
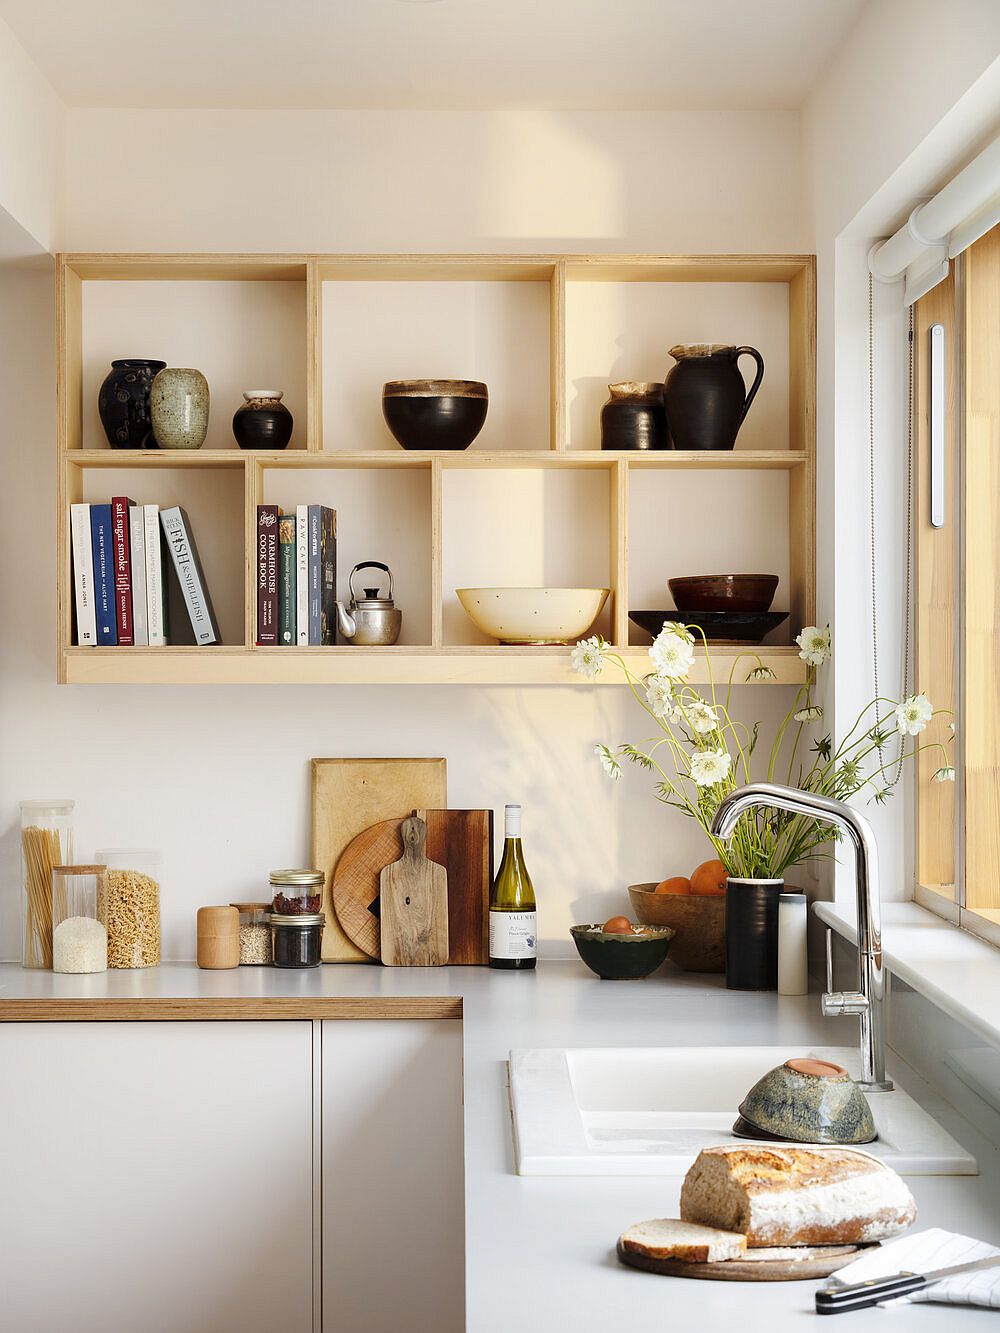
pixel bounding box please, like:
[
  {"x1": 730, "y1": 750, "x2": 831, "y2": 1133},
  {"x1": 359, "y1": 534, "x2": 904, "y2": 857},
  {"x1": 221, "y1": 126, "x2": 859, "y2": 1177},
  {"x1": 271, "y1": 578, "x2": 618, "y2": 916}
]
[
  {"x1": 679, "y1": 1146, "x2": 916, "y2": 1247},
  {"x1": 619, "y1": 1218, "x2": 747, "y2": 1263}
]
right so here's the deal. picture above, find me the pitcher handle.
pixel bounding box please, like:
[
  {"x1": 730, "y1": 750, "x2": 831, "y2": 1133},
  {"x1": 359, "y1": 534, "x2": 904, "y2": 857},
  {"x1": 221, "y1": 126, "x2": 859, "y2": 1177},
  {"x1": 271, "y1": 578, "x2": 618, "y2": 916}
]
[{"x1": 734, "y1": 346, "x2": 765, "y2": 424}]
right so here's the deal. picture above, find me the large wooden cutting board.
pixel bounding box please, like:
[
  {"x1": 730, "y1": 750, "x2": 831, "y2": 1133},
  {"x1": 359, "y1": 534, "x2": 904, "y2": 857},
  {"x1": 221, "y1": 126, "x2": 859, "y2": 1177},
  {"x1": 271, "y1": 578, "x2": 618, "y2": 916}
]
[
  {"x1": 311, "y1": 758, "x2": 446, "y2": 962},
  {"x1": 617, "y1": 1239, "x2": 871, "y2": 1282},
  {"x1": 417, "y1": 809, "x2": 493, "y2": 965},
  {"x1": 379, "y1": 817, "x2": 449, "y2": 967}
]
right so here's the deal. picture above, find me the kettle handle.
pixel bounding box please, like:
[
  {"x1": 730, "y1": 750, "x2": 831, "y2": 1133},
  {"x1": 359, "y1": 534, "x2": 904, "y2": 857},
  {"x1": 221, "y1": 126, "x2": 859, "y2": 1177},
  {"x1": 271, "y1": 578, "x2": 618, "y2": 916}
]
[
  {"x1": 349, "y1": 560, "x2": 393, "y2": 601},
  {"x1": 733, "y1": 346, "x2": 765, "y2": 424}
]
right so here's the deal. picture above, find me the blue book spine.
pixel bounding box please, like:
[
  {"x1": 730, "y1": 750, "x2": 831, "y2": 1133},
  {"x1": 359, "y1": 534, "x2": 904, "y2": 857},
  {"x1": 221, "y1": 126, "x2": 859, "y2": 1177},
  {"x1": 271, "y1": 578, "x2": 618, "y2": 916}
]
[
  {"x1": 90, "y1": 504, "x2": 118, "y2": 645},
  {"x1": 308, "y1": 504, "x2": 322, "y2": 646}
]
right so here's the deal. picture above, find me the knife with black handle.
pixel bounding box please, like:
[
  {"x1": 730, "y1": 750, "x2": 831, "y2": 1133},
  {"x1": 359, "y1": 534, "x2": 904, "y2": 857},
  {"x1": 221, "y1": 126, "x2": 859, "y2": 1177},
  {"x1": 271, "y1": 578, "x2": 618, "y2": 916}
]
[{"x1": 816, "y1": 1254, "x2": 1000, "y2": 1314}]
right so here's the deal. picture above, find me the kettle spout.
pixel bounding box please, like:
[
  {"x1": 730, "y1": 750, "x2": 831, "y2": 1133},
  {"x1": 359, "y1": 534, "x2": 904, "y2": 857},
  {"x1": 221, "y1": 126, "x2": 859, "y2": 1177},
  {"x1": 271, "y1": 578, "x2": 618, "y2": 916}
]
[{"x1": 334, "y1": 601, "x2": 356, "y2": 641}]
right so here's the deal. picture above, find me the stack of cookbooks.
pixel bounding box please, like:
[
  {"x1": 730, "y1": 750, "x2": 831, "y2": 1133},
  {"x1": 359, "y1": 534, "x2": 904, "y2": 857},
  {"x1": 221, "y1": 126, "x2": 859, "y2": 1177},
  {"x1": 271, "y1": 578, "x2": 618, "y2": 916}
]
[
  {"x1": 70, "y1": 498, "x2": 220, "y2": 647},
  {"x1": 256, "y1": 504, "x2": 336, "y2": 646}
]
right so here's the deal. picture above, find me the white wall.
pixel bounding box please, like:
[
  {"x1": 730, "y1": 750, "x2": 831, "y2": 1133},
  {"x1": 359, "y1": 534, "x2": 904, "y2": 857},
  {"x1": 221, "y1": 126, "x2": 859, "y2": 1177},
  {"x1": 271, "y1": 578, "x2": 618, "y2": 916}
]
[
  {"x1": 0, "y1": 16, "x2": 63, "y2": 253},
  {"x1": 803, "y1": 1, "x2": 1000, "y2": 902},
  {"x1": 1, "y1": 107, "x2": 805, "y2": 960}
]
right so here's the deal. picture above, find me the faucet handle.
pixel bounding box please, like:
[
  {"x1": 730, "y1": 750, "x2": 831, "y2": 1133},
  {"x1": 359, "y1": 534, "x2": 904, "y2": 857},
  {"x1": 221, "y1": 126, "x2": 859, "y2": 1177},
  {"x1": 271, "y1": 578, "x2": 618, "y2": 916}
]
[
  {"x1": 822, "y1": 928, "x2": 869, "y2": 1018},
  {"x1": 825, "y1": 927, "x2": 834, "y2": 994}
]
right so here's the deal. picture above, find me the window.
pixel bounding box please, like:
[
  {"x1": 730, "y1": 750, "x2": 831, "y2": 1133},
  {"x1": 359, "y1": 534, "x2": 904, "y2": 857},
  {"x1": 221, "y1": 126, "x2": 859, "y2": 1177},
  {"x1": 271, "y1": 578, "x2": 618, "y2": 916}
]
[{"x1": 915, "y1": 224, "x2": 1000, "y2": 945}]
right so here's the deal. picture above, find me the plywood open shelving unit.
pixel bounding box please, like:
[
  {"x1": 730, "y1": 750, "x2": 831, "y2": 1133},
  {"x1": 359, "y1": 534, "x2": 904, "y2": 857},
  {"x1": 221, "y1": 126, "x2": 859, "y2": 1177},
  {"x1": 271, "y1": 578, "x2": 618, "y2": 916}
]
[{"x1": 56, "y1": 252, "x2": 815, "y2": 686}]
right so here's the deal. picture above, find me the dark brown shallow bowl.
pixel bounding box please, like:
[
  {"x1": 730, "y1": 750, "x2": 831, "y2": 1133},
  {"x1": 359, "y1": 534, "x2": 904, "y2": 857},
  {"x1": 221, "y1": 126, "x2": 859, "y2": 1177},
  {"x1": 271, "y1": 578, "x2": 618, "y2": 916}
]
[
  {"x1": 382, "y1": 380, "x2": 488, "y2": 451},
  {"x1": 668, "y1": 574, "x2": 779, "y2": 615}
]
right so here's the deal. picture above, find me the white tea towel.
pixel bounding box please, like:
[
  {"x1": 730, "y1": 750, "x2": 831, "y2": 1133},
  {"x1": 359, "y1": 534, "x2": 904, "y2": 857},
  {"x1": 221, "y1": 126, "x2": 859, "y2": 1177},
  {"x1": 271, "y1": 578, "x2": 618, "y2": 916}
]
[{"x1": 832, "y1": 1228, "x2": 1000, "y2": 1309}]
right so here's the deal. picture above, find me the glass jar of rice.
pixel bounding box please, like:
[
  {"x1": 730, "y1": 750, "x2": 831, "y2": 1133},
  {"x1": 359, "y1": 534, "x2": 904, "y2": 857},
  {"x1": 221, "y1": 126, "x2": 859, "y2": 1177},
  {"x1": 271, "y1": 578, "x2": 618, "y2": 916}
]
[
  {"x1": 51, "y1": 865, "x2": 107, "y2": 974},
  {"x1": 94, "y1": 847, "x2": 162, "y2": 968}
]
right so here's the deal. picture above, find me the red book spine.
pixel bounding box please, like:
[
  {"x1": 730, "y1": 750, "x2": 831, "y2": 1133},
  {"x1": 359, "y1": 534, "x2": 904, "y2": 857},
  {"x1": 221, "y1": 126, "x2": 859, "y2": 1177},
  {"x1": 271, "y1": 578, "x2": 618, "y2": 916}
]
[
  {"x1": 111, "y1": 496, "x2": 134, "y2": 645},
  {"x1": 256, "y1": 505, "x2": 279, "y2": 645}
]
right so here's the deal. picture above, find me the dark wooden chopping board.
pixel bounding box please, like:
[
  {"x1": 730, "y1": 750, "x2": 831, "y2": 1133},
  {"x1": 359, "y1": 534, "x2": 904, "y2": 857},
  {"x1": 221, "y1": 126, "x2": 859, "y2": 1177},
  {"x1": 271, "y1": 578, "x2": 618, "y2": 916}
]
[
  {"x1": 416, "y1": 808, "x2": 493, "y2": 965},
  {"x1": 617, "y1": 1238, "x2": 874, "y2": 1282}
]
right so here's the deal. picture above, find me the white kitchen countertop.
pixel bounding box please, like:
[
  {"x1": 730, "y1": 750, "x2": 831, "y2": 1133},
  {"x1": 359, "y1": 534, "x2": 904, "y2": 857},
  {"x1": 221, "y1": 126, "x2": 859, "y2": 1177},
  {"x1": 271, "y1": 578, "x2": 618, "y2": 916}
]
[{"x1": 1, "y1": 959, "x2": 998, "y2": 1331}]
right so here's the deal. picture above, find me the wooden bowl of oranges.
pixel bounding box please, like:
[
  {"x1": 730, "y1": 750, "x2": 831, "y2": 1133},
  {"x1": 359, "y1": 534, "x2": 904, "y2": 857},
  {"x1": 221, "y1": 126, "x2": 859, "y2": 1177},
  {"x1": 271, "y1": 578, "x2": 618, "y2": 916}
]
[{"x1": 628, "y1": 859, "x2": 727, "y2": 973}]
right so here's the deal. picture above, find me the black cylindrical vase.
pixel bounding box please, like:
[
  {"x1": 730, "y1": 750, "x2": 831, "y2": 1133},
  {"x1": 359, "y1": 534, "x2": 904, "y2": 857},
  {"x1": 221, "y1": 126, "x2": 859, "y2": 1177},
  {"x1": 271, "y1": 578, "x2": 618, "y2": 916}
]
[{"x1": 725, "y1": 878, "x2": 784, "y2": 991}]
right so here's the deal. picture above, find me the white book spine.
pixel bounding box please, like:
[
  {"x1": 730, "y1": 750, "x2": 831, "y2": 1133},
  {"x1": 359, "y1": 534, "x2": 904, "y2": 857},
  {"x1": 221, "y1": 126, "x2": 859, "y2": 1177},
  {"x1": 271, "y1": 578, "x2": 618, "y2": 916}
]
[
  {"x1": 143, "y1": 505, "x2": 166, "y2": 646},
  {"x1": 129, "y1": 505, "x2": 148, "y2": 645},
  {"x1": 296, "y1": 504, "x2": 309, "y2": 646},
  {"x1": 70, "y1": 503, "x2": 97, "y2": 646}
]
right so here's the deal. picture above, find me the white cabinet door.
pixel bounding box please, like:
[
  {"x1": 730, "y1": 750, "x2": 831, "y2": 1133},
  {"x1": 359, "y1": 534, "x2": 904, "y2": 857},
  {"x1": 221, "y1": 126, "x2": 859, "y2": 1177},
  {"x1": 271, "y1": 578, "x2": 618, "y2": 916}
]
[
  {"x1": 321, "y1": 1019, "x2": 464, "y2": 1333},
  {"x1": 0, "y1": 1021, "x2": 314, "y2": 1333}
]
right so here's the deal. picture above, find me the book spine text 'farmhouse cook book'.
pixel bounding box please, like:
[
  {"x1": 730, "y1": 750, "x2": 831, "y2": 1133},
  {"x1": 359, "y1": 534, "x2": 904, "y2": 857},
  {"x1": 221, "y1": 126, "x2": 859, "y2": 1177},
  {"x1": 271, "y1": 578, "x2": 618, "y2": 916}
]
[{"x1": 256, "y1": 504, "x2": 280, "y2": 645}]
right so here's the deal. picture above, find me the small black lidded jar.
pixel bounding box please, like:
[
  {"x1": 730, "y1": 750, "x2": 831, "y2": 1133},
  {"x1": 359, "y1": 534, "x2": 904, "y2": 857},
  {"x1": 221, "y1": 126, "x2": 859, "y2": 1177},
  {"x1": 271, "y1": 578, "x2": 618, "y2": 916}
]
[{"x1": 269, "y1": 912, "x2": 325, "y2": 968}]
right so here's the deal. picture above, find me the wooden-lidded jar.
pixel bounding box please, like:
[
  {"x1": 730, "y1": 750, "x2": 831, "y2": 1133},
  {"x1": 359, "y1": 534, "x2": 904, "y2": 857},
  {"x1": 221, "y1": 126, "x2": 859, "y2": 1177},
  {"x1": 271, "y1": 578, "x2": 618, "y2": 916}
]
[{"x1": 197, "y1": 905, "x2": 240, "y2": 969}]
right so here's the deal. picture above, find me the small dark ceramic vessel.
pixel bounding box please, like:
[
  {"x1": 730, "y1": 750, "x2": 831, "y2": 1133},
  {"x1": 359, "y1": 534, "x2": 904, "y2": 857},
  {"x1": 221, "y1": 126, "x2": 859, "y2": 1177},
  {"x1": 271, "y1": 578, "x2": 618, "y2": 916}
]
[
  {"x1": 600, "y1": 381, "x2": 669, "y2": 451},
  {"x1": 737, "y1": 1058, "x2": 877, "y2": 1145},
  {"x1": 233, "y1": 390, "x2": 294, "y2": 450},
  {"x1": 663, "y1": 343, "x2": 765, "y2": 451},
  {"x1": 98, "y1": 358, "x2": 166, "y2": 449},
  {"x1": 669, "y1": 573, "x2": 779, "y2": 615},
  {"x1": 570, "y1": 923, "x2": 674, "y2": 980},
  {"x1": 382, "y1": 380, "x2": 488, "y2": 451},
  {"x1": 629, "y1": 608, "x2": 788, "y2": 645}
]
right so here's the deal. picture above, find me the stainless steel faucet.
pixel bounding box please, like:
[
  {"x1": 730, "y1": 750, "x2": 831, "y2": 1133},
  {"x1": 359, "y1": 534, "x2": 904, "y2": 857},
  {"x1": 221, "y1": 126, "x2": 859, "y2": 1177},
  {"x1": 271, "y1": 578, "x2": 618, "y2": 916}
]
[{"x1": 709, "y1": 781, "x2": 893, "y2": 1092}]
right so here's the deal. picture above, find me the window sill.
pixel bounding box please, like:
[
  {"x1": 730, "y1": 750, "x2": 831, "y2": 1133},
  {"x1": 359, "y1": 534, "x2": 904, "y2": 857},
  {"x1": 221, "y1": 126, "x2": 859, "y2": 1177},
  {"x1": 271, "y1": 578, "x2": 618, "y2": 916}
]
[{"x1": 814, "y1": 900, "x2": 1000, "y2": 1049}]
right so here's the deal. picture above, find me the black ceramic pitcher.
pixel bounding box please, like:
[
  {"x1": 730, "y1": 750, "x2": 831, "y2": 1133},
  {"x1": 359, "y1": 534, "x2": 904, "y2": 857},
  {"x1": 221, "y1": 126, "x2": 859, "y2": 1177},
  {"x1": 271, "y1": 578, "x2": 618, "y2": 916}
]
[{"x1": 663, "y1": 344, "x2": 765, "y2": 451}]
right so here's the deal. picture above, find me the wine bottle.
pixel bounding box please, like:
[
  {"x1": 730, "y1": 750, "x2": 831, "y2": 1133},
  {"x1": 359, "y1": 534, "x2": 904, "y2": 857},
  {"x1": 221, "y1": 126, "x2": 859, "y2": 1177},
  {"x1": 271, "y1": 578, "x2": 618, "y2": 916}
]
[{"x1": 489, "y1": 804, "x2": 537, "y2": 970}]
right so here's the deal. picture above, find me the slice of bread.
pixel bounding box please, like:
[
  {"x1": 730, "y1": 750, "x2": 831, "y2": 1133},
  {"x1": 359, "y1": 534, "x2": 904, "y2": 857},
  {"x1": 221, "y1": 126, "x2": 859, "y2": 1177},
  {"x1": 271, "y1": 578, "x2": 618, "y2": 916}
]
[
  {"x1": 619, "y1": 1217, "x2": 747, "y2": 1263},
  {"x1": 679, "y1": 1146, "x2": 917, "y2": 1247}
]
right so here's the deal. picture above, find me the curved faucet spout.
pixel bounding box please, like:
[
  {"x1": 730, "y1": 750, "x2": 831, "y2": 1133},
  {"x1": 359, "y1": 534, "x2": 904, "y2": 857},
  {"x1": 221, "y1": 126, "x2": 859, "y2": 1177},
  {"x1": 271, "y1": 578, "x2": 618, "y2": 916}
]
[{"x1": 710, "y1": 782, "x2": 891, "y2": 1092}]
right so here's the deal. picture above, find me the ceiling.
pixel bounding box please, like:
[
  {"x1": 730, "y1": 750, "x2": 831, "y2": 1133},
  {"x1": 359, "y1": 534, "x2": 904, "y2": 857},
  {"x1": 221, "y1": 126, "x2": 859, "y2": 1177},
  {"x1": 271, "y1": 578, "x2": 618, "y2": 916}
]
[{"x1": 0, "y1": 0, "x2": 867, "y2": 111}]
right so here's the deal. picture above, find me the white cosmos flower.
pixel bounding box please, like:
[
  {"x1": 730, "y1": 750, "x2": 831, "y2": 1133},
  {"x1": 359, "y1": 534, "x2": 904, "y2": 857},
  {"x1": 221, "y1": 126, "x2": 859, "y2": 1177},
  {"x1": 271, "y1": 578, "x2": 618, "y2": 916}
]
[
  {"x1": 932, "y1": 765, "x2": 956, "y2": 783},
  {"x1": 794, "y1": 705, "x2": 824, "y2": 723},
  {"x1": 685, "y1": 699, "x2": 719, "y2": 735},
  {"x1": 689, "y1": 748, "x2": 732, "y2": 788},
  {"x1": 895, "y1": 693, "x2": 933, "y2": 736},
  {"x1": 571, "y1": 636, "x2": 606, "y2": 678},
  {"x1": 796, "y1": 625, "x2": 832, "y2": 666},
  {"x1": 650, "y1": 623, "x2": 695, "y2": 679},
  {"x1": 645, "y1": 675, "x2": 678, "y2": 719},
  {"x1": 595, "y1": 743, "x2": 622, "y2": 781}
]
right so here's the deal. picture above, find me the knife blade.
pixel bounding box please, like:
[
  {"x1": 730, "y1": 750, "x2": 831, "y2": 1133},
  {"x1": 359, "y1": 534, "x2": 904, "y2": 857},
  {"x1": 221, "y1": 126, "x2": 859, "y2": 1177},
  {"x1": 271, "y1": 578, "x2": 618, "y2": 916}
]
[{"x1": 816, "y1": 1253, "x2": 1000, "y2": 1314}]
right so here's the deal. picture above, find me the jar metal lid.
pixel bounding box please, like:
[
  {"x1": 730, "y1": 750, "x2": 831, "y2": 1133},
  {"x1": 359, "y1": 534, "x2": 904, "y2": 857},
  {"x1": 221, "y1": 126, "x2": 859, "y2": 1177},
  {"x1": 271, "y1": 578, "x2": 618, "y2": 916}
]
[
  {"x1": 267, "y1": 912, "x2": 325, "y2": 927},
  {"x1": 20, "y1": 799, "x2": 75, "y2": 813},
  {"x1": 269, "y1": 869, "x2": 324, "y2": 888}
]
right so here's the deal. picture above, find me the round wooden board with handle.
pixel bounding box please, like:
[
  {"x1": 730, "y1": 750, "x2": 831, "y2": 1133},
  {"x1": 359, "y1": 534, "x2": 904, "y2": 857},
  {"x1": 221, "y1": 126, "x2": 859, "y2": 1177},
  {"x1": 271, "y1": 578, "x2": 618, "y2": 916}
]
[
  {"x1": 616, "y1": 1238, "x2": 874, "y2": 1282},
  {"x1": 332, "y1": 818, "x2": 404, "y2": 960}
]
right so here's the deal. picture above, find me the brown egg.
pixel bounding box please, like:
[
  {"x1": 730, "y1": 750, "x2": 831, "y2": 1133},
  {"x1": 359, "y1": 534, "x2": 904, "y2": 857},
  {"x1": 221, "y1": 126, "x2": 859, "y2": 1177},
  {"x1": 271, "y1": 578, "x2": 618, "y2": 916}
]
[
  {"x1": 654, "y1": 876, "x2": 692, "y2": 895},
  {"x1": 602, "y1": 915, "x2": 634, "y2": 934},
  {"x1": 690, "y1": 858, "x2": 728, "y2": 896}
]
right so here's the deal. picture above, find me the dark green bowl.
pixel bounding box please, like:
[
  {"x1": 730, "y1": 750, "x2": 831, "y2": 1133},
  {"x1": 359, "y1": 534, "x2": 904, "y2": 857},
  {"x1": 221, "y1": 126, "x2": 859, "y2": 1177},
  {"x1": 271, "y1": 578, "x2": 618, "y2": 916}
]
[{"x1": 570, "y1": 923, "x2": 675, "y2": 980}]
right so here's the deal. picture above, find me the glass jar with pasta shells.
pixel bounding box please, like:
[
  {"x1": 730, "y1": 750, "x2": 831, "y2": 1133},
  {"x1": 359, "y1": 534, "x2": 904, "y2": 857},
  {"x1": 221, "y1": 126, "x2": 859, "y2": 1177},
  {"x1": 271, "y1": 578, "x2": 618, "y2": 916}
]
[
  {"x1": 95, "y1": 847, "x2": 162, "y2": 968},
  {"x1": 20, "y1": 800, "x2": 75, "y2": 969}
]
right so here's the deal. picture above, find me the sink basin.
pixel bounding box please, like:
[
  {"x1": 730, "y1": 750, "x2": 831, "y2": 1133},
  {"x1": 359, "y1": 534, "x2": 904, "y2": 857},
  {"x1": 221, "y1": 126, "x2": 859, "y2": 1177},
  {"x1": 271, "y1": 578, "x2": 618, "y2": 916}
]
[{"x1": 509, "y1": 1046, "x2": 977, "y2": 1176}]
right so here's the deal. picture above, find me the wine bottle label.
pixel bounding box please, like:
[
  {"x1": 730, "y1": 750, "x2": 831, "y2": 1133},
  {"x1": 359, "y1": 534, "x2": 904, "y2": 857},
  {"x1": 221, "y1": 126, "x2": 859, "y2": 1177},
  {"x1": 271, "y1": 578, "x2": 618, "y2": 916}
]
[{"x1": 489, "y1": 910, "x2": 537, "y2": 960}]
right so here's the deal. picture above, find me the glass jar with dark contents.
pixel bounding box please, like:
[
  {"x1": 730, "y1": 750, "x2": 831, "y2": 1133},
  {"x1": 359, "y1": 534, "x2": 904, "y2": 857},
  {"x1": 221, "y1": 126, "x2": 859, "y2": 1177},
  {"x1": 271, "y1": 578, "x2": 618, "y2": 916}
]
[
  {"x1": 268, "y1": 912, "x2": 325, "y2": 968},
  {"x1": 269, "y1": 869, "x2": 324, "y2": 916}
]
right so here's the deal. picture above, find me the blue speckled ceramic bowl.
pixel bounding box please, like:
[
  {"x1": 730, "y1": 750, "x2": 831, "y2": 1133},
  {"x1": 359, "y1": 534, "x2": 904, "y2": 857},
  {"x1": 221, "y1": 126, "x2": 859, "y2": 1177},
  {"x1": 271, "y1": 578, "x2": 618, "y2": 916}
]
[{"x1": 737, "y1": 1057, "x2": 877, "y2": 1145}]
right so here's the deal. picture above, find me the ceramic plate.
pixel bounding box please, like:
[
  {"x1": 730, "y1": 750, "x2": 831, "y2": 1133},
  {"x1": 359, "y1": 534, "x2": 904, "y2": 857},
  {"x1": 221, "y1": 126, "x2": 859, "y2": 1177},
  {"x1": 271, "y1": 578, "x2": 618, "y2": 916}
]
[{"x1": 629, "y1": 610, "x2": 789, "y2": 644}]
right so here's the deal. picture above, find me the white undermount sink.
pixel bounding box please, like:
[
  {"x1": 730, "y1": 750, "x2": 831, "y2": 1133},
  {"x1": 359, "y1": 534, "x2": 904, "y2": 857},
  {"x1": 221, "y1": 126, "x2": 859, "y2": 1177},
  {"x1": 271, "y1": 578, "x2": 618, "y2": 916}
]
[{"x1": 509, "y1": 1046, "x2": 977, "y2": 1176}]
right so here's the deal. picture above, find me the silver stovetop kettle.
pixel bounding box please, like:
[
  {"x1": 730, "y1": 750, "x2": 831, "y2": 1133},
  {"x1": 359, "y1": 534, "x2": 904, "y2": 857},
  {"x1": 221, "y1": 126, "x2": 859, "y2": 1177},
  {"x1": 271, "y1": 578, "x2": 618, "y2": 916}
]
[{"x1": 335, "y1": 561, "x2": 403, "y2": 646}]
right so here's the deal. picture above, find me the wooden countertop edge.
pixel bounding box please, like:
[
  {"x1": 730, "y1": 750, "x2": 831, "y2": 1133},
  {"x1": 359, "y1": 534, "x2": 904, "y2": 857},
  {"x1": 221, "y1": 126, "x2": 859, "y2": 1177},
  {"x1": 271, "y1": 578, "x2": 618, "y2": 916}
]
[{"x1": 0, "y1": 996, "x2": 464, "y2": 1021}]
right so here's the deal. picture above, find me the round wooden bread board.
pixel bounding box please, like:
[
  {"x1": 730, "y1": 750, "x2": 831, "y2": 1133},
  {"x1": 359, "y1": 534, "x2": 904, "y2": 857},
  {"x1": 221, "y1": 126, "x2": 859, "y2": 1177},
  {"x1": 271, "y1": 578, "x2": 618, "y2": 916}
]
[
  {"x1": 332, "y1": 818, "x2": 404, "y2": 960},
  {"x1": 616, "y1": 1238, "x2": 874, "y2": 1282}
]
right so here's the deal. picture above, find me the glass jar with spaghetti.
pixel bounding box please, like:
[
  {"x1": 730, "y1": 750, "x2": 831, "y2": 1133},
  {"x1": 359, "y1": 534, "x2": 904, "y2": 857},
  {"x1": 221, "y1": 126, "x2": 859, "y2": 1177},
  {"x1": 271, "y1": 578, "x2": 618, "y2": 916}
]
[{"x1": 20, "y1": 800, "x2": 74, "y2": 969}]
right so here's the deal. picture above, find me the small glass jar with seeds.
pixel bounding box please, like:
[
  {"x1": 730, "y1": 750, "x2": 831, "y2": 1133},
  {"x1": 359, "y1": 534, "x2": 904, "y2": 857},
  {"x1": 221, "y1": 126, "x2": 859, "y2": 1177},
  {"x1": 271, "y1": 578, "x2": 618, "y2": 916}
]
[
  {"x1": 231, "y1": 902, "x2": 272, "y2": 965},
  {"x1": 95, "y1": 847, "x2": 162, "y2": 968}
]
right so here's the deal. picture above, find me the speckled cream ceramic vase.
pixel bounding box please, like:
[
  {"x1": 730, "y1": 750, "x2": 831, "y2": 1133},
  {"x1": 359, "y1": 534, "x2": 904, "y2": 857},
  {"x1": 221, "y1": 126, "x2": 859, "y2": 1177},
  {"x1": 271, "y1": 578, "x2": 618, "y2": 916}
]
[{"x1": 151, "y1": 367, "x2": 210, "y2": 450}]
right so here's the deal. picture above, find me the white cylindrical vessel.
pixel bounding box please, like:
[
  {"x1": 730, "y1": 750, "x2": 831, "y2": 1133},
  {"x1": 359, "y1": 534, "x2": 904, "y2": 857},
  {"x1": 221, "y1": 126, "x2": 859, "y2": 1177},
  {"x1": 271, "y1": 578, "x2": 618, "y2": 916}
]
[{"x1": 778, "y1": 891, "x2": 808, "y2": 996}]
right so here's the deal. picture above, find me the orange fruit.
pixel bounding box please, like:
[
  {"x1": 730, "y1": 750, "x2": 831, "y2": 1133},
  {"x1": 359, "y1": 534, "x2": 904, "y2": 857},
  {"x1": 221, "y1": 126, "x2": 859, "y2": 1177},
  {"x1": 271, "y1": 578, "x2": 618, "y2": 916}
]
[
  {"x1": 602, "y1": 915, "x2": 634, "y2": 934},
  {"x1": 654, "y1": 876, "x2": 692, "y2": 895},
  {"x1": 690, "y1": 859, "x2": 728, "y2": 896}
]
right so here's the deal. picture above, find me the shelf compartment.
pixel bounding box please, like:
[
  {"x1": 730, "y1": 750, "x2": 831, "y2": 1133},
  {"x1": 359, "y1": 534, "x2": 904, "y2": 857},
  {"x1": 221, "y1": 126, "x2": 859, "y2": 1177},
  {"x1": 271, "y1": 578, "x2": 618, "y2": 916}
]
[
  {"x1": 261, "y1": 465, "x2": 434, "y2": 646},
  {"x1": 61, "y1": 645, "x2": 808, "y2": 687},
  {"x1": 321, "y1": 278, "x2": 551, "y2": 453},
  {"x1": 440, "y1": 467, "x2": 612, "y2": 646}
]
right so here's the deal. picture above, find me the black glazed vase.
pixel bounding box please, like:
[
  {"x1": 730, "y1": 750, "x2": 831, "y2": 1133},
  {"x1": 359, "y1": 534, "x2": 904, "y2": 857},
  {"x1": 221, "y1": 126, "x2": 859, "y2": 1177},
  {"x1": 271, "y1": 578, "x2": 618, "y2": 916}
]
[
  {"x1": 600, "y1": 381, "x2": 669, "y2": 451},
  {"x1": 663, "y1": 344, "x2": 764, "y2": 451},
  {"x1": 232, "y1": 391, "x2": 294, "y2": 450},
  {"x1": 725, "y1": 877, "x2": 784, "y2": 991},
  {"x1": 98, "y1": 359, "x2": 166, "y2": 449}
]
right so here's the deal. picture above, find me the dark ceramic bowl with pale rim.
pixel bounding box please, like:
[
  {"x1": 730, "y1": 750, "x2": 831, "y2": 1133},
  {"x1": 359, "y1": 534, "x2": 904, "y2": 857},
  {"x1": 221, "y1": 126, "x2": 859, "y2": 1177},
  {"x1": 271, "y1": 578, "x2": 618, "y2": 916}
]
[
  {"x1": 570, "y1": 923, "x2": 675, "y2": 980},
  {"x1": 382, "y1": 379, "x2": 488, "y2": 451},
  {"x1": 668, "y1": 574, "x2": 779, "y2": 615},
  {"x1": 735, "y1": 1057, "x2": 877, "y2": 1145}
]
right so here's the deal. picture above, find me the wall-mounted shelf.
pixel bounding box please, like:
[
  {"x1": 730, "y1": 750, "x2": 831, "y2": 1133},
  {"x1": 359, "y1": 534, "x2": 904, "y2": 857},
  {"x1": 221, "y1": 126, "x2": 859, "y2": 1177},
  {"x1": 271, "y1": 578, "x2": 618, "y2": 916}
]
[{"x1": 56, "y1": 251, "x2": 816, "y2": 686}]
